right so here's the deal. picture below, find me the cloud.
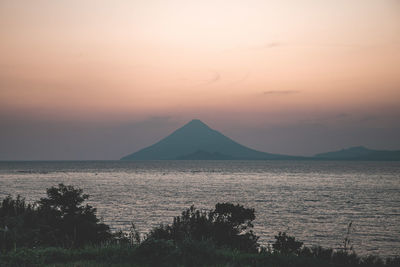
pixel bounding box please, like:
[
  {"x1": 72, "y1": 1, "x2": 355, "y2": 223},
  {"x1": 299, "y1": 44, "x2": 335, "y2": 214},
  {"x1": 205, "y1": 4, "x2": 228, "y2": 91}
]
[
  {"x1": 227, "y1": 72, "x2": 250, "y2": 86},
  {"x1": 263, "y1": 90, "x2": 300, "y2": 95},
  {"x1": 250, "y1": 42, "x2": 283, "y2": 50},
  {"x1": 204, "y1": 71, "x2": 220, "y2": 85},
  {"x1": 191, "y1": 70, "x2": 220, "y2": 87},
  {"x1": 262, "y1": 42, "x2": 282, "y2": 48},
  {"x1": 249, "y1": 41, "x2": 396, "y2": 52}
]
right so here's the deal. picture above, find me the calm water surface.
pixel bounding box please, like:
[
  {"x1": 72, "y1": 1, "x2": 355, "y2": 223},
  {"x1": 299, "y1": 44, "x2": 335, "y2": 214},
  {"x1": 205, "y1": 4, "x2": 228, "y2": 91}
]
[{"x1": 0, "y1": 160, "x2": 399, "y2": 257}]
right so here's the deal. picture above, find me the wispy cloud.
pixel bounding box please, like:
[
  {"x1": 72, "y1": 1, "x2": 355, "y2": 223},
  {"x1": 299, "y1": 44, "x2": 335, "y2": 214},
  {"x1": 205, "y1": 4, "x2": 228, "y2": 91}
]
[
  {"x1": 227, "y1": 72, "x2": 250, "y2": 86},
  {"x1": 250, "y1": 42, "x2": 284, "y2": 50},
  {"x1": 250, "y1": 41, "x2": 398, "y2": 51},
  {"x1": 205, "y1": 71, "x2": 221, "y2": 85},
  {"x1": 192, "y1": 70, "x2": 220, "y2": 87},
  {"x1": 263, "y1": 90, "x2": 300, "y2": 95}
]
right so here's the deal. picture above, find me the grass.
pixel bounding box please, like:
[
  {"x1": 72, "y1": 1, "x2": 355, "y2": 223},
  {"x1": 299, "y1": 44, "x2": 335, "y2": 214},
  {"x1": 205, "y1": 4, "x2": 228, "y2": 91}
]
[{"x1": 1, "y1": 242, "x2": 400, "y2": 267}]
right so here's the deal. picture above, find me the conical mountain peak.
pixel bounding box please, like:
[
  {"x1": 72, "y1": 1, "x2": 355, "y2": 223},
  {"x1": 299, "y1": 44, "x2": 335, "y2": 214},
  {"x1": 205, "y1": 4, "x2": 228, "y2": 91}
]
[
  {"x1": 182, "y1": 119, "x2": 210, "y2": 129},
  {"x1": 188, "y1": 119, "x2": 204, "y2": 124},
  {"x1": 168, "y1": 119, "x2": 217, "y2": 139},
  {"x1": 121, "y1": 119, "x2": 298, "y2": 160}
]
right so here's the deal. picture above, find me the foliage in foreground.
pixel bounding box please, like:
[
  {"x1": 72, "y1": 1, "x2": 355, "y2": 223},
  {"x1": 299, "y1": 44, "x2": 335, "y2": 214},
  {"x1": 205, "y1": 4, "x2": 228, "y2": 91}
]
[
  {"x1": 147, "y1": 203, "x2": 259, "y2": 252},
  {"x1": 0, "y1": 184, "x2": 111, "y2": 250},
  {"x1": 1, "y1": 184, "x2": 399, "y2": 267},
  {"x1": 1, "y1": 242, "x2": 400, "y2": 267}
]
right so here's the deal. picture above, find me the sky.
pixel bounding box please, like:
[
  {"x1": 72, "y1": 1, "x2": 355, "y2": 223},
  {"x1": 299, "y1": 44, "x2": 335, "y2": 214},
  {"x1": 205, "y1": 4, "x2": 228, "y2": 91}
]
[{"x1": 1, "y1": 0, "x2": 400, "y2": 160}]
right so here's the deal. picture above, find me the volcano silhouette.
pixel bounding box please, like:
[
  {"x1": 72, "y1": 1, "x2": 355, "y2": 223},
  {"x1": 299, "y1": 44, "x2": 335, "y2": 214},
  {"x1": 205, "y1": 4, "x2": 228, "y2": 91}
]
[{"x1": 121, "y1": 119, "x2": 299, "y2": 160}]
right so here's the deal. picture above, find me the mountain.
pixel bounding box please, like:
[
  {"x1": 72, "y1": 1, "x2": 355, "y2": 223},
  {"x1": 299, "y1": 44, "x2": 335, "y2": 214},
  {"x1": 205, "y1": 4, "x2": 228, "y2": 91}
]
[
  {"x1": 121, "y1": 119, "x2": 299, "y2": 160},
  {"x1": 314, "y1": 146, "x2": 400, "y2": 161},
  {"x1": 176, "y1": 150, "x2": 235, "y2": 160}
]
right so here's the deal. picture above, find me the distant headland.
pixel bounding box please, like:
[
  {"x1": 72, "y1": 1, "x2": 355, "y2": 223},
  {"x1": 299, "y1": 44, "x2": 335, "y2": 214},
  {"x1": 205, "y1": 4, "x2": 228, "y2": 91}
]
[
  {"x1": 121, "y1": 119, "x2": 400, "y2": 161},
  {"x1": 314, "y1": 146, "x2": 400, "y2": 161}
]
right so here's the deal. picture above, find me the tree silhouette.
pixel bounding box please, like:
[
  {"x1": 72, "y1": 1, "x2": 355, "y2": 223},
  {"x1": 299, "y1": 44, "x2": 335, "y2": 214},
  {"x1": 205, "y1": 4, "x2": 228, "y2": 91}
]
[
  {"x1": 38, "y1": 184, "x2": 111, "y2": 247},
  {"x1": 273, "y1": 232, "x2": 303, "y2": 255},
  {"x1": 148, "y1": 203, "x2": 259, "y2": 252},
  {"x1": 0, "y1": 184, "x2": 111, "y2": 250}
]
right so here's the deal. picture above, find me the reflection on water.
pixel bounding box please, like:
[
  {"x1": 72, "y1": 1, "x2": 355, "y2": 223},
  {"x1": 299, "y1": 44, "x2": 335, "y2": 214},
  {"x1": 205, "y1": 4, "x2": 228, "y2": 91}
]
[{"x1": 0, "y1": 160, "x2": 399, "y2": 257}]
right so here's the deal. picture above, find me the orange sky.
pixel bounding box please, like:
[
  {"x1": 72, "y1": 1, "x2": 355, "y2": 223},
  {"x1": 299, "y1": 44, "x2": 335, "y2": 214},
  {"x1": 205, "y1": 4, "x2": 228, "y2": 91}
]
[{"x1": 1, "y1": 0, "x2": 400, "y2": 159}]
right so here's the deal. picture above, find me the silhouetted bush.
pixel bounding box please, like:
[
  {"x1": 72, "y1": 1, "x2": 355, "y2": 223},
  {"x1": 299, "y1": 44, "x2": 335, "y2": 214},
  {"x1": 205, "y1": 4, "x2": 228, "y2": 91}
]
[
  {"x1": 0, "y1": 195, "x2": 42, "y2": 251},
  {"x1": 147, "y1": 202, "x2": 259, "y2": 252},
  {"x1": 134, "y1": 238, "x2": 178, "y2": 266},
  {"x1": 273, "y1": 231, "x2": 303, "y2": 255},
  {"x1": 37, "y1": 184, "x2": 111, "y2": 247},
  {"x1": 0, "y1": 184, "x2": 111, "y2": 251}
]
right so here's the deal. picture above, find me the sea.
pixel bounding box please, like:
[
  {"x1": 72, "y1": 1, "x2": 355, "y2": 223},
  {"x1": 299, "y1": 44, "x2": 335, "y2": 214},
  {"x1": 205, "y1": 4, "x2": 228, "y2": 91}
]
[{"x1": 0, "y1": 160, "x2": 399, "y2": 257}]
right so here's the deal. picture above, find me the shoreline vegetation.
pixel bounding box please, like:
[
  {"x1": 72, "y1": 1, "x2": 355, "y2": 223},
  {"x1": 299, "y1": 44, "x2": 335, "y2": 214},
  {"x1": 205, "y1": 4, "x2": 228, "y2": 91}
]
[{"x1": 1, "y1": 184, "x2": 399, "y2": 267}]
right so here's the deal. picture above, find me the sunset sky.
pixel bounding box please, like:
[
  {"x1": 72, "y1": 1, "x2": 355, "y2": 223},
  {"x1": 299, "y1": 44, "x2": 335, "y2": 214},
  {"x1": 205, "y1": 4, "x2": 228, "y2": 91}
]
[{"x1": 1, "y1": 0, "x2": 400, "y2": 160}]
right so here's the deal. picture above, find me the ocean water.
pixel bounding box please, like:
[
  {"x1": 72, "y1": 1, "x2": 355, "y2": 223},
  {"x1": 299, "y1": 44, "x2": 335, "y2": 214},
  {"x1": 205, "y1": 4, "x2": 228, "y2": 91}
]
[{"x1": 0, "y1": 160, "x2": 399, "y2": 257}]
